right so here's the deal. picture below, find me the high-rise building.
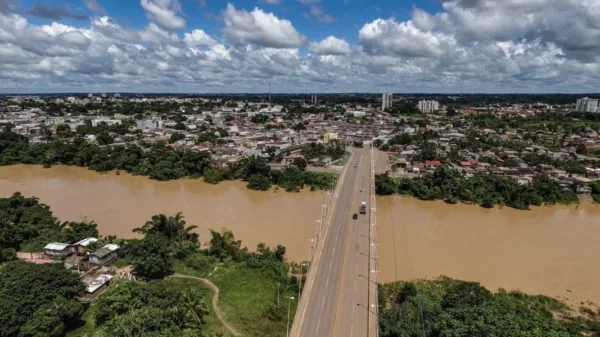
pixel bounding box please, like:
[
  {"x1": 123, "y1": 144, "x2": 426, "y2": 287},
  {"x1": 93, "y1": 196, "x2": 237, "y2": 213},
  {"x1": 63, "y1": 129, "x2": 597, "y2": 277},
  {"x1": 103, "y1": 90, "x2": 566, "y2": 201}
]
[
  {"x1": 575, "y1": 97, "x2": 599, "y2": 113},
  {"x1": 381, "y1": 93, "x2": 393, "y2": 111},
  {"x1": 418, "y1": 100, "x2": 440, "y2": 113},
  {"x1": 311, "y1": 94, "x2": 318, "y2": 105}
]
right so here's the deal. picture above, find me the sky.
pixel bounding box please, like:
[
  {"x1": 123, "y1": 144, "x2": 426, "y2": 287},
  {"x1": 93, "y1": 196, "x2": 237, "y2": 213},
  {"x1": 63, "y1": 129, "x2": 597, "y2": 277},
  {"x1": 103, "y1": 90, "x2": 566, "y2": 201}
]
[{"x1": 1, "y1": 0, "x2": 600, "y2": 94}]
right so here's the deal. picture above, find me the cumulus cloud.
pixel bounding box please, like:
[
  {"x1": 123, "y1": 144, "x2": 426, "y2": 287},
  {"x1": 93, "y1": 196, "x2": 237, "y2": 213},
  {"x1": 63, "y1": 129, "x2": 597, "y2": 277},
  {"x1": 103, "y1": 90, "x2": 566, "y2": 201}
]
[
  {"x1": 140, "y1": 0, "x2": 185, "y2": 30},
  {"x1": 260, "y1": 0, "x2": 283, "y2": 4},
  {"x1": 223, "y1": 3, "x2": 306, "y2": 48},
  {"x1": 309, "y1": 36, "x2": 350, "y2": 55},
  {"x1": 183, "y1": 29, "x2": 217, "y2": 47},
  {"x1": 1, "y1": 0, "x2": 600, "y2": 93}
]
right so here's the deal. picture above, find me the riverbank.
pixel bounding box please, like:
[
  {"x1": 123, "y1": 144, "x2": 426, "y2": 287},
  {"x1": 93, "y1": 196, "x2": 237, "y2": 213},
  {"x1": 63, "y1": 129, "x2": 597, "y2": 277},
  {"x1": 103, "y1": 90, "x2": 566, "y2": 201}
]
[{"x1": 378, "y1": 277, "x2": 600, "y2": 337}]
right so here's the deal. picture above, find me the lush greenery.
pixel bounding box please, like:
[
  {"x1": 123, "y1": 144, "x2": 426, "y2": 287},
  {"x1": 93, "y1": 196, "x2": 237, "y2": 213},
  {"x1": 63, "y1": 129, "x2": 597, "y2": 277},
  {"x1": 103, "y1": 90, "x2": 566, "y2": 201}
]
[
  {"x1": 300, "y1": 143, "x2": 345, "y2": 161},
  {"x1": 0, "y1": 131, "x2": 335, "y2": 192},
  {"x1": 0, "y1": 261, "x2": 86, "y2": 337},
  {"x1": 0, "y1": 192, "x2": 99, "y2": 252},
  {"x1": 379, "y1": 277, "x2": 600, "y2": 337},
  {"x1": 203, "y1": 156, "x2": 336, "y2": 192},
  {"x1": 175, "y1": 229, "x2": 301, "y2": 337},
  {"x1": 376, "y1": 166, "x2": 579, "y2": 210},
  {"x1": 592, "y1": 180, "x2": 600, "y2": 203},
  {"x1": 91, "y1": 280, "x2": 210, "y2": 337}
]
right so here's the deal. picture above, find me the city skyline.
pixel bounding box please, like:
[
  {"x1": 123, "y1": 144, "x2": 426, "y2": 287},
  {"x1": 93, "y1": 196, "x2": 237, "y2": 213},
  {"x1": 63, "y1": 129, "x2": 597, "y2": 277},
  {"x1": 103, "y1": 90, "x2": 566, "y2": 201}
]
[{"x1": 1, "y1": 0, "x2": 600, "y2": 93}]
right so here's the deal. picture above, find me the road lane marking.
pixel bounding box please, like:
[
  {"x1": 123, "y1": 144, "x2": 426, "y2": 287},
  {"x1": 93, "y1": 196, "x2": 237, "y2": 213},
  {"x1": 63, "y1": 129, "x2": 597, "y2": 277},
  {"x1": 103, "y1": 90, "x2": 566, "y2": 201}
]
[
  {"x1": 333, "y1": 246, "x2": 336, "y2": 256},
  {"x1": 294, "y1": 152, "x2": 353, "y2": 337},
  {"x1": 326, "y1": 277, "x2": 329, "y2": 289},
  {"x1": 321, "y1": 297, "x2": 325, "y2": 308},
  {"x1": 316, "y1": 318, "x2": 321, "y2": 335},
  {"x1": 351, "y1": 323, "x2": 354, "y2": 337}
]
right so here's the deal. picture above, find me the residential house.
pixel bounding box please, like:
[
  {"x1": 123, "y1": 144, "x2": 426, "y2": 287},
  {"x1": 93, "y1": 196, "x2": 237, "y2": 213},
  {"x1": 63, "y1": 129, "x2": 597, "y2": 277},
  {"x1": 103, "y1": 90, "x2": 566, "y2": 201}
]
[
  {"x1": 44, "y1": 242, "x2": 74, "y2": 257},
  {"x1": 88, "y1": 244, "x2": 120, "y2": 265}
]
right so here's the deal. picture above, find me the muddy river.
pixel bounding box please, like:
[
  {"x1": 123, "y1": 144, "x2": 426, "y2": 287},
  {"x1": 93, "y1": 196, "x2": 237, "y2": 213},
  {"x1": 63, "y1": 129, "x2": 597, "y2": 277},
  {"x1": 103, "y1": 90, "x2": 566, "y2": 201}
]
[
  {"x1": 378, "y1": 196, "x2": 600, "y2": 306},
  {"x1": 0, "y1": 165, "x2": 325, "y2": 262},
  {"x1": 1, "y1": 165, "x2": 599, "y2": 305}
]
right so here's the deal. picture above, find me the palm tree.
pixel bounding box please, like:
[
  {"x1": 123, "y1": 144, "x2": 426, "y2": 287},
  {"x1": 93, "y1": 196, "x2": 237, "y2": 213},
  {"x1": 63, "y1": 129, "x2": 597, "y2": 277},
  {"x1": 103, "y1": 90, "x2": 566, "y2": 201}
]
[
  {"x1": 181, "y1": 288, "x2": 210, "y2": 329},
  {"x1": 133, "y1": 214, "x2": 170, "y2": 237}
]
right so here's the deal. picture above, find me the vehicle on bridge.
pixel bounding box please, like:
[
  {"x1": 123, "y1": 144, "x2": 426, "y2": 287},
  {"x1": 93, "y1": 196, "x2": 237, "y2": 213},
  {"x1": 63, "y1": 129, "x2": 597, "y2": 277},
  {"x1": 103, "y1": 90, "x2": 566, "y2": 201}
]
[{"x1": 359, "y1": 201, "x2": 367, "y2": 214}]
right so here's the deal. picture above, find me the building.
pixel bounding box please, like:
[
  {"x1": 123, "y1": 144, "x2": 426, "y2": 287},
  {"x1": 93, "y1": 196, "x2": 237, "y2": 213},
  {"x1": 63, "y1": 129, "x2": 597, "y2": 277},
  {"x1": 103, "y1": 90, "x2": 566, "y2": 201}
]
[
  {"x1": 575, "y1": 97, "x2": 599, "y2": 113},
  {"x1": 311, "y1": 95, "x2": 318, "y2": 105},
  {"x1": 382, "y1": 93, "x2": 393, "y2": 111},
  {"x1": 323, "y1": 132, "x2": 339, "y2": 144},
  {"x1": 418, "y1": 100, "x2": 440, "y2": 113},
  {"x1": 44, "y1": 242, "x2": 74, "y2": 257},
  {"x1": 88, "y1": 244, "x2": 120, "y2": 265}
]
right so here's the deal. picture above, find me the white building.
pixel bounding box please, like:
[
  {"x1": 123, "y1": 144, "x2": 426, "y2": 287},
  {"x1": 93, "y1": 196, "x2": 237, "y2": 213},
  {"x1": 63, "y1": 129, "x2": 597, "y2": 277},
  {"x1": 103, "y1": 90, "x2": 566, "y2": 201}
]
[
  {"x1": 311, "y1": 95, "x2": 318, "y2": 105},
  {"x1": 575, "y1": 97, "x2": 599, "y2": 113},
  {"x1": 418, "y1": 100, "x2": 440, "y2": 113},
  {"x1": 382, "y1": 93, "x2": 393, "y2": 111}
]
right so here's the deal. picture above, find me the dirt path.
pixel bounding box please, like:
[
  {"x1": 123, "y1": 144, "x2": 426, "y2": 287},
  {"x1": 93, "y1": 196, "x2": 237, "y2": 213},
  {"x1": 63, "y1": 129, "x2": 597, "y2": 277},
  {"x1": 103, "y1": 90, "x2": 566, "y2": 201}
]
[{"x1": 170, "y1": 274, "x2": 242, "y2": 336}]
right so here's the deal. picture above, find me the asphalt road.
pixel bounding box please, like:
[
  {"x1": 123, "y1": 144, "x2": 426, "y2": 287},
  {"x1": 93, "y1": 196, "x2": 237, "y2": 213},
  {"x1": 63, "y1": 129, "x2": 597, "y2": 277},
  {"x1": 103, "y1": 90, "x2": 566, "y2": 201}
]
[{"x1": 291, "y1": 146, "x2": 377, "y2": 337}]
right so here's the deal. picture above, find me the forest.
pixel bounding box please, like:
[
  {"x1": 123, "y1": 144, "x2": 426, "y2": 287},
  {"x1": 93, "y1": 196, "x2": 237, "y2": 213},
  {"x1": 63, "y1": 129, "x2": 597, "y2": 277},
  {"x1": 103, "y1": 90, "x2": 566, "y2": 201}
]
[
  {"x1": 379, "y1": 277, "x2": 600, "y2": 337},
  {"x1": 375, "y1": 166, "x2": 580, "y2": 210}
]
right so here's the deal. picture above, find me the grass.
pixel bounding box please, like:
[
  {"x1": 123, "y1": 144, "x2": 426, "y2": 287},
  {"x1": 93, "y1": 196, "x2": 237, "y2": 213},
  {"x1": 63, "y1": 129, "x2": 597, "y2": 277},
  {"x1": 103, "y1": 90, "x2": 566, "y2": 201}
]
[
  {"x1": 592, "y1": 194, "x2": 600, "y2": 204},
  {"x1": 174, "y1": 253, "x2": 301, "y2": 337},
  {"x1": 180, "y1": 262, "x2": 298, "y2": 337}
]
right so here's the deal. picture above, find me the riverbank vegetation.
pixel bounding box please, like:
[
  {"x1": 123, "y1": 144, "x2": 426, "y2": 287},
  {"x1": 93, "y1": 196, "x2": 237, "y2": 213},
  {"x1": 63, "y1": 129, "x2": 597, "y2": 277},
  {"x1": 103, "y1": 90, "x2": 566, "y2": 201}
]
[
  {"x1": 0, "y1": 192, "x2": 99, "y2": 253},
  {"x1": 376, "y1": 166, "x2": 579, "y2": 210},
  {"x1": 379, "y1": 277, "x2": 600, "y2": 337},
  {"x1": 0, "y1": 130, "x2": 335, "y2": 191},
  {"x1": 0, "y1": 193, "x2": 302, "y2": 337}
]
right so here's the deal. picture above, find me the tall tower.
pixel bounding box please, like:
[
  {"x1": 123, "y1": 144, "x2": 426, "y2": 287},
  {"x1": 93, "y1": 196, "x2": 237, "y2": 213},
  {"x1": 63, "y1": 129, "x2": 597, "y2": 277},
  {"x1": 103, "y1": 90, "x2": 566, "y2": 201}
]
[{"x1": 382, "y1": 93, "x2": 393, "y2": 111}]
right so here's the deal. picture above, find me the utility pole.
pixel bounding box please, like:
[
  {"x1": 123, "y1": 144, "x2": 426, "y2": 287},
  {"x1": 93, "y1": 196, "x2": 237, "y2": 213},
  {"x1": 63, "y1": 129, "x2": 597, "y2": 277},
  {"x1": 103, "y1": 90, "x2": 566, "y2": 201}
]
[
  {"x1": 298, "y1": 262, "x2": 305, "y2": 299},
  {"x1": 286, "y1": 296, "x2": 295, "y2": 337}
]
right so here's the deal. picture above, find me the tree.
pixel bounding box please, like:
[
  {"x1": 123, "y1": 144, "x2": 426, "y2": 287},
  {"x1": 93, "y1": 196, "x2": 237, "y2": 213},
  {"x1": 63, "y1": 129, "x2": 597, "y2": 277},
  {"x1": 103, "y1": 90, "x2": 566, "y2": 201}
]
[
  {"x1": 181, "y1": 288, "x2": 210, "y2": 328},
  {"x1": 174, "y1": 122, "x2": 186, "y2": 130},
  {"x1": 55, "y1": 124, "x2": 72, "y2": 139},
  {"x1": 207, "y1": 229, "x2": 243, "y2": 262},
  {"x1": 128, "y1": 235, "x2": 174, "y2": 279},
  {"x1": 0, "y1": 261, "x2": 85, "y2": 337},
  {"x1": 247, "y1": 174, "x2": 272, "y2": 191},
  {"x1": 170, "y1": 133, "x2": 186, "y2": 143},
  {"x1": 292, "y1": 157, "x2": 307, "y2": 171},
  {"x1": 96, "y1": 132, "x2": 114, "y2": 145},
  {"x1": 292, "y1": 123, "x2": 306, "y2": 131},
  {"x1": 576, "y1": 143, "x2": 589, "y2": 155}
]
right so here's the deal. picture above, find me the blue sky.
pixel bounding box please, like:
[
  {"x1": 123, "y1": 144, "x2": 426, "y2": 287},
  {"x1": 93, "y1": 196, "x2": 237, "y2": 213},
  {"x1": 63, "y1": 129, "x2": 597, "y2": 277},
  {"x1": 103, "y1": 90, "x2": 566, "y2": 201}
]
[
  {"x1": 17, "y1": 0, "x2": 442, "y2": 45},
  {"x1": 1, "y1": 0, "x2": 599, "y2": 93}
]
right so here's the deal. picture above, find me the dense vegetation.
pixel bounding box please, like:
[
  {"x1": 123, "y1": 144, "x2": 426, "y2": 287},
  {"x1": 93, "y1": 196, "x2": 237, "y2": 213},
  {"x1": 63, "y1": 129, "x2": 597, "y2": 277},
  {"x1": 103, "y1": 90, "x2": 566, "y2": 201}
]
[
  {"x1": 91, "y1": 281, "x2": 211, "y2": 337},
  {"x1": 379, "y1": 277, "x2": 600, "y2": 337},
  {"x1": 203, "y1": 156, "x2": 336, "y2": 192},
  {"x1": 0, "y1": 192, "x2": 99, "y2": 252},
  {"x1": 0, "y1": 131, "x2": 335, "y2": 191},
  {"x1": 376, "y1": 166, "x2": 579, "y2": 210},
  {"x1": 300, "y1": 143, "x2": 346, "y2": 161},
  {"x1": 0, "y1": 261, "x2": 86, "y2": 337}
]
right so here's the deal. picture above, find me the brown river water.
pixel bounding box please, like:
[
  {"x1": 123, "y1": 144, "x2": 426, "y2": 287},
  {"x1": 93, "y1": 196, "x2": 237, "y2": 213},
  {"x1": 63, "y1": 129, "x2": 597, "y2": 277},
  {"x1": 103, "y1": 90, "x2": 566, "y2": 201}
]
[
  {"x1": 0, "y1": 165, "x2": 325, "y2": 262},
  {"x1": 1, "y1": 165, "x2": 599, "y2": 305}
]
